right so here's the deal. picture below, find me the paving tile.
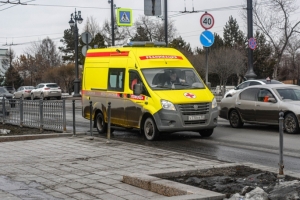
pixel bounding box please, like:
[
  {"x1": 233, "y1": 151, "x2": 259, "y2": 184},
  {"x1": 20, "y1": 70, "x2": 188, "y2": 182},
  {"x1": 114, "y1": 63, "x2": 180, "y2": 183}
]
[
  {"x1": 87, "y1": 182, "x2": 115, "y2": 190},
  {"x1": 67, "y1": 192, "x2": 96, "y2": 200},
  {"x1": 54, "y1": 186, "x2": 79, "y2": 194},
  {"x1": 96, "y1": 193, "x2": 126, "y2": 200},
  {"x1": 80, "y1": 187, "x2": 106, "y2": 196}
]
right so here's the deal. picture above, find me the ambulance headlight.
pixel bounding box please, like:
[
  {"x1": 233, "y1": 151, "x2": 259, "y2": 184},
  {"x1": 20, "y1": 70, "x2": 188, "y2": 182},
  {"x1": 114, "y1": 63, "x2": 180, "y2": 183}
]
[
  {"x1": 161, "y1": 100, "x2": 176, "y2": 111},
  {"x1": 212, "y1": 98, "x2": 217, "y2": 109}
]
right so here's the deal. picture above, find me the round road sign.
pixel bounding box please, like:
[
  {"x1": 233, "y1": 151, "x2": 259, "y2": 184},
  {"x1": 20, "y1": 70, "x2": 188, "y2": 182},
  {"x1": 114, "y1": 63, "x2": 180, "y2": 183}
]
[
  {"x1": 200, "y1": 12, "x2": 214, "y2": 30},
  {"x1": 248, "y1": 37, "x2": 257, "y2": 50},
  {"x1": 81, "y1": 31, "x2": 93, "y2": 44}
]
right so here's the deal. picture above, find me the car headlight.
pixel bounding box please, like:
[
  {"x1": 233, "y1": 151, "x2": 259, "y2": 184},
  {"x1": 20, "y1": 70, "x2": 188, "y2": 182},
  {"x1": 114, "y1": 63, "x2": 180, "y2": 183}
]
[
  {"x1": 161, "y1": 100, "x2": 176, "y2": 111},
  {"x1": 212, "y1": 98, "x2": 217, "y2": 109}
]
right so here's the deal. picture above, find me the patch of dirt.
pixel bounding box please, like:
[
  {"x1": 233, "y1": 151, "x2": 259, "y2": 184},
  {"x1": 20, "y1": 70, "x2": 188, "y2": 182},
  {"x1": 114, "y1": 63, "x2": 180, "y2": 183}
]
[
  {"x1": 0, "y1": 123, "x2": 54, "y2": 135},
  {"x1": 166, "y1": 166, "x2": 300, "y2": 199}
]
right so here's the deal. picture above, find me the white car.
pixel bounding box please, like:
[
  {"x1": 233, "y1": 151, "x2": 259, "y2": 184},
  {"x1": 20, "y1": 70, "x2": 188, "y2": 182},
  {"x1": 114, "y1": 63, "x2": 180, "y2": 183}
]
[
  {"x1": 31, "y1": 83, "x2": 62, "y2": 100},
  {"x1": 224, "y1": 79, "x2": 283, "y2": 98},
  {"x1": 14, "y1": 86, "x2": 35, "y2": 100}
]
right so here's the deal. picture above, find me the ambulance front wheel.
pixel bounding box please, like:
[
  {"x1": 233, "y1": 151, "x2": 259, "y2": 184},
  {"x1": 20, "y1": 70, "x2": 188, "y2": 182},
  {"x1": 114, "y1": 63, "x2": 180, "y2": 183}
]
[
  {"x1": 95, "y1": 112, "x2": 107, "y2": 134},
  {"x1": 199, "y1": 129, "x2": 214, "y2": 137},
  {"x1": 143, "y1": 117, "x2": 159, "y2": 141}
]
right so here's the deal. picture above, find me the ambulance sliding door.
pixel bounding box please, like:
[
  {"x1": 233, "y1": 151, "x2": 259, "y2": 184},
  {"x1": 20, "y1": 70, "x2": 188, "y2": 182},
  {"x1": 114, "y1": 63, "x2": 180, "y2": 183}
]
[{"x1": 107, "y1": 68, "x2": 126, "y2": 126}]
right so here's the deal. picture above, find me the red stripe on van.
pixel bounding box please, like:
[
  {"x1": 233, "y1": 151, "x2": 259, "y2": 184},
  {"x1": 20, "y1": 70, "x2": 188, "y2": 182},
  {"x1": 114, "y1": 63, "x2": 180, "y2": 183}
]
[
  {"x1": 86, "y1": 51, "x2": 129, "y2": 57},
  {"x1": 139, "y1": 55, "x2": 183, "y2": 60}
]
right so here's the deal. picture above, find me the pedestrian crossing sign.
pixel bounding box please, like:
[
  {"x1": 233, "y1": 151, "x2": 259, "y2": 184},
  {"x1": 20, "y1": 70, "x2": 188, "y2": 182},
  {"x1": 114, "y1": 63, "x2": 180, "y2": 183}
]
[{"x1": 117, "y1": 8, "x2": 133, "y2": 26}]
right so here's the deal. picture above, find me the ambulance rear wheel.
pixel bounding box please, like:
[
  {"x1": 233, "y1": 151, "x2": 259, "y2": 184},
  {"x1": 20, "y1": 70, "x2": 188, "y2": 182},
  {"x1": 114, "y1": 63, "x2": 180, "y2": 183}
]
[
  {"x1": 143, "y1": 117, "x2": 159, "y2": 141},
  {"x1": 95, "y1": 112, "x2": 107, "y2": 134}
]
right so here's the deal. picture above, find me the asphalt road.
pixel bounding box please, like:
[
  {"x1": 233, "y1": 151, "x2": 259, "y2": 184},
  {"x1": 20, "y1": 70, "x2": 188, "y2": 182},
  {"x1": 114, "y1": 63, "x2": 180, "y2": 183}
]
[{"x1": 66, "y1": 99, "x2": 300, "y2": 174}]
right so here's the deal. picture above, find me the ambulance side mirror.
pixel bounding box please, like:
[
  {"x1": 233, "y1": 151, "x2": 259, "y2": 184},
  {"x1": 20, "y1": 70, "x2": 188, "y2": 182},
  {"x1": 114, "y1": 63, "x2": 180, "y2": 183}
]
[{"x1": 134, "y1": 83, "x2": 143, "y2": 95}]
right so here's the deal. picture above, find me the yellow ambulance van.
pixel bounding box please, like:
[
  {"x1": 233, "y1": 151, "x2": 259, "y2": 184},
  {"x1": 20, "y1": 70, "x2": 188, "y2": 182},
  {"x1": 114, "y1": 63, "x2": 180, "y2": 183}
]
[{"x1": 82, "y1": 41, "x2": 218, "y2": 140}]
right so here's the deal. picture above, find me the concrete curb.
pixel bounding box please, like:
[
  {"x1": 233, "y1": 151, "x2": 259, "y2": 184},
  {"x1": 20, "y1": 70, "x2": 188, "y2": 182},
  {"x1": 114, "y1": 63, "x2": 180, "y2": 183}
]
[
  {"x1": 123, "y1": 162, "x2": 300, "y2": 200},
  {"x1": 0, "y1": 132, "x2": 86, "y2": 142}
]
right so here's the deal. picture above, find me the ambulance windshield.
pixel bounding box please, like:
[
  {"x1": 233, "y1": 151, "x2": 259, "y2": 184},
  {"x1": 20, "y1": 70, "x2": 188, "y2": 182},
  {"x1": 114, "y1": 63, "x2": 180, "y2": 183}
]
[{"x1": 141, "y1": 68, "x2": 205, "y2": 90}]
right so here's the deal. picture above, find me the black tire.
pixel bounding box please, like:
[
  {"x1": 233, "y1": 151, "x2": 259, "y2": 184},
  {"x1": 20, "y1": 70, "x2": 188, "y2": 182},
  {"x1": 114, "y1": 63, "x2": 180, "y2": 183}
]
[
  {"x1": 143, "y1": 117, "x2": 159, "y2": 141},
  {"x1": 229, "y1": 109, "x2": 244, "y2": 128},
  {"x1": 284, "y1": 113, "x2": 299, "y2": 134},
  {"x1": 57, "y1": 96, "x2": 61, "y2": 100},
  {"x1": 199, "y1": 129, "x2": 214, "y2": 137},
  {"x1": 95, "y1": 112, "x2": 107, "y2": 134}
]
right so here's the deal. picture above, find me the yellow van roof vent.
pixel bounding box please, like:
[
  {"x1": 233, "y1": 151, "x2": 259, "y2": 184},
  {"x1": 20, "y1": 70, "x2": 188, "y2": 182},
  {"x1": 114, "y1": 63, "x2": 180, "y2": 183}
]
[{"x1": 125, "y1": 41, "x2": 166, "y2": 47}]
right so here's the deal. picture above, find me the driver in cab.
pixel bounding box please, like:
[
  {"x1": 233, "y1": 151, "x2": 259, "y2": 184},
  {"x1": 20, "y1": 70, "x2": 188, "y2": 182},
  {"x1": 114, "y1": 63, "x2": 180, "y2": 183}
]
[{"x1": 165, "y1": 70, "x2": 185, "y2": 85}]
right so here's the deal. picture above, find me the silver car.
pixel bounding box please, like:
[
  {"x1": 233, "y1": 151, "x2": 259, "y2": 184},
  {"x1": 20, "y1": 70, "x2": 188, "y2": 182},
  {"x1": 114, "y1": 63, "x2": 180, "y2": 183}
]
[
  {"x1": 31, "y1": 83, "x2": 62, "y2": 100},
  {"x1": 219, "y1": 84, "x2": 300, "y2": 134},
  {"x1": 223, "y1": 79, "x2": 283, "y2": 98},
  {"x1": 14, "y1": 86, "x2": 35, "y2": 100}
]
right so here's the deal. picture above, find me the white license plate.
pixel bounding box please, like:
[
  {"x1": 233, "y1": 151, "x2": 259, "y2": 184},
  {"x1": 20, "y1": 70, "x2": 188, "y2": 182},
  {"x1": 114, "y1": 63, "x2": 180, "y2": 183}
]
[
  {"x1": 188, "y1": 115, "x2": 205, "y2": 121},
  {"x1": 51, "y1": 91, "x2": 58, "y2": 93}
]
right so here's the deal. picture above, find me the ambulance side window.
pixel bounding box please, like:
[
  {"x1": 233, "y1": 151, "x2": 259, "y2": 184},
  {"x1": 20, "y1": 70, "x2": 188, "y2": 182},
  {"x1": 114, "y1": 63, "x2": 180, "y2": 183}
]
[
  {"x1": 129, "y1": 71, "x2": 140, "y2": 90},
  {"x1": 129, "y1": 70, "x2": 150, "y2": 97},
  {"x1": 108, "y1": 68, "x2": 125, "y2": 91}
]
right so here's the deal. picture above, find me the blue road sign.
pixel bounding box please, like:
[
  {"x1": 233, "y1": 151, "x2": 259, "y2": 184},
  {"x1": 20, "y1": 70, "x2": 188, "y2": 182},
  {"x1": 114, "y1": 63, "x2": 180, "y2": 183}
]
[
  {"x1": 248, "y1": 37, "x2": 257, "y2": 50},
  {"x1": 200, "y1": 30, "x2": 214, "y2": 47},
  {"x1": 117, "y1": 8, "x2": 132, "y2": 26}
]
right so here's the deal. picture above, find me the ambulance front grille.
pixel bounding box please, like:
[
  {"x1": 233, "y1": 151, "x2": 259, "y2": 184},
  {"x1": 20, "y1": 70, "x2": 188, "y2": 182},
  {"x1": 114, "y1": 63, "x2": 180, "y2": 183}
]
[{"x1": 178, "y1": 103, "x2": 209, "y2": 115}]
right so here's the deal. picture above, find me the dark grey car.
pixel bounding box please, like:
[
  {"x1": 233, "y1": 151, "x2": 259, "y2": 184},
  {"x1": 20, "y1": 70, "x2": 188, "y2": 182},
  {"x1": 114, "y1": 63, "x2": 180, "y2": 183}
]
[{"x1": 219, "y1": 84, "x2": 300, "y2": 134}]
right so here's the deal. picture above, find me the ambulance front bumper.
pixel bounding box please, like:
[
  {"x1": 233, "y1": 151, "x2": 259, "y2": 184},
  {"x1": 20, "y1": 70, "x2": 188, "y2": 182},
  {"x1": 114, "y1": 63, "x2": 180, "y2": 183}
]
[{"x1": 153, "y1": 106, "x2": 218, "y2": 132}]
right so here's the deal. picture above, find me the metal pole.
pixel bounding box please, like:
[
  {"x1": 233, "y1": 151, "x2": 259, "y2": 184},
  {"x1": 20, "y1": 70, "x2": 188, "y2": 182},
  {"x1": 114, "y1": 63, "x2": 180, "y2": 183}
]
[
  {"x1": 111, "y1": 0, "x2": 115, "y2": 46},
  {"x1": 2, "y1": 95, "x2": 5, "y2": 124},
  {"x1": 278, "y1": 111, "x2": 284, "y2": 176},
  {"x1": 72, "y1": 100, "x2": 76, "y2": 136},
  {"x1": 245, "y1": 0, "x2": 257, "y2": 80},
  {"x1": 39, "y1": 99, "x2": 43, "y2": 133},
  {"x1": 164, "y1": 0, "x2": 168, "y2": 47},
  {"x1": 89, "y1": 101, "x2": 93, "y2": 137},
  {"x1": 107, "y1": 102, "x2": 111, "y2": 142},
  {"x1": 63, "y1": 99, "x2": 66, "y2": 132},
  {"x1": 73, "y1": 20, "x2": 80, "y2": 97},
  {"x1": 205, "y1": 47, "x2": 208, "y2": 85},
  {"x1": 20, "y1": 99, "x2": 23, "y2": 127}
]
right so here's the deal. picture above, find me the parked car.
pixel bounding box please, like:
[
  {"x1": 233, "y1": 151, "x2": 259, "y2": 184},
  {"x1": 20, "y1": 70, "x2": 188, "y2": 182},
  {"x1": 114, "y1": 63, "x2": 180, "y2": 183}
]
[
  {"x1": 30, "y1": 83, "x2": 62, "y2": 100},
  {"x1": 3, "y1": 86, "x2": 16, "y2": 94},
  {"x1": 14, "y1": 86, "x2": 35, "y2": 100},
  {"x1": 224, "y1": 79, "x2": 283, "y2": 98},
  {"x1": 219, "y1": 84, "x2": 300, "y2": 134},
  {"x1": 0, "y1": 86, "x2": 13, "y2": 114}
]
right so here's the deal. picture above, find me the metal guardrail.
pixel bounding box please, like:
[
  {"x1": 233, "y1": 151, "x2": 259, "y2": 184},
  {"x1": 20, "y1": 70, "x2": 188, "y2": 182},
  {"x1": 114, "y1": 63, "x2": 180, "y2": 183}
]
[{"x1": 0, "y1": 98, "x2": 66, "y2": 132}]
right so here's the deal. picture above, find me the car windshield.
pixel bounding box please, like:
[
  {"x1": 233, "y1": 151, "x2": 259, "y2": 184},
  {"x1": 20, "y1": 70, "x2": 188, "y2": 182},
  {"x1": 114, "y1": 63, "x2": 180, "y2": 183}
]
[
  {"x1": 276, "y1": 88, "x2": 300, "y2": 101},
  {"x1": 141, "y1": 68, "x2": 205, "y2": 90},
  {"x1": 0, "y1": 87, "x2": 9, "y2": 94},
  {"x1": 46, "y1": 84, "x2": 58, "y2": 88}
]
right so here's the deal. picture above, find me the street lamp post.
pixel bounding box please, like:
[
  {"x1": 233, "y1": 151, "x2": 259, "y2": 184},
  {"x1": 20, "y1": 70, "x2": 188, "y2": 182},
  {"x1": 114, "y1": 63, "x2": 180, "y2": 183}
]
[{"x1": 69, "y1": 9, "x2": 83, "y2": 97}]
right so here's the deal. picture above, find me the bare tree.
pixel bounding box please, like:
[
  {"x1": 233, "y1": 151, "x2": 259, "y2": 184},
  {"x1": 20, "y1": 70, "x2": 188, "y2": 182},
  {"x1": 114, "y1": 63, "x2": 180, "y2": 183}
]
[
  {"x1": 101, "y1": 19, "x2": 130, "y2": 46},
  {"x1": 133, "y1": 15, "x2": 177, "y2": 43},
  {"x1": 209, "y1": 47, "x2": 244, "y2": 96},
  {"x1": 251, "y1": 0, "x2": 300, "y2": 79},
  {"x1": 279, "y1": 35, "x2": 300, "y2": 83},
  {"x1": 23, "y1": 37, "x2": 62, "y2": 84},
  {"x1": 83, "y1": 16, "x2": 101, "y2": 38}
]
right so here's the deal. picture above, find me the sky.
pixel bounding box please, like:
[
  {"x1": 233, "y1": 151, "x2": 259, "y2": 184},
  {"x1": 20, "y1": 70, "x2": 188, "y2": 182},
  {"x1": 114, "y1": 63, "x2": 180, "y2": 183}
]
[{"x1": 0, "y1": 0, "x2": 261, "y2": 57}]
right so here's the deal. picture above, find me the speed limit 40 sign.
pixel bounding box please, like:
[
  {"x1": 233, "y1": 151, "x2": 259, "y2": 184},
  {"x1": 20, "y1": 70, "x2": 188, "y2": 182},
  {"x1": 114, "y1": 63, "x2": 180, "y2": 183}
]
[{"x1": 200, "y1": 12, "x2": 214, "y2": 30}]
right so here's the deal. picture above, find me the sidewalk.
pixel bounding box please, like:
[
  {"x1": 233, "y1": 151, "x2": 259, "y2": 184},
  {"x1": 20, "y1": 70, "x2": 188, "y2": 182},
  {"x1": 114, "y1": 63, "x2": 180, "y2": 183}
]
[{"x1": 0, "y1": 134, "x2": 298, "y2": 200}]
